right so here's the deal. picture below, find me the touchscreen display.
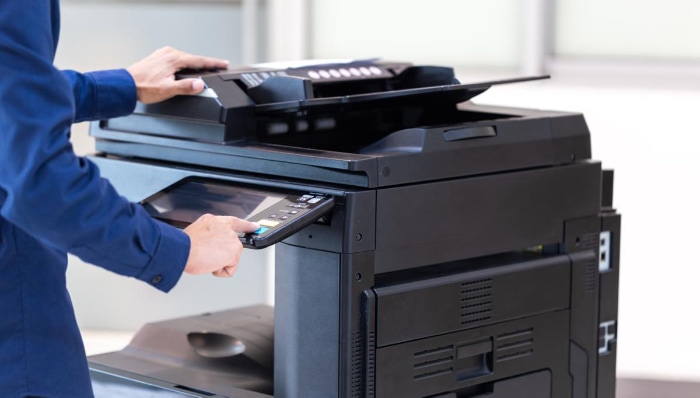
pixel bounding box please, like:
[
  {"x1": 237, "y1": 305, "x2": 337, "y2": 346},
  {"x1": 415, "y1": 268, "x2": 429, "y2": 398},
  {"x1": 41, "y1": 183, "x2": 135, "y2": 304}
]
[{"x1": 142, "y1": 180, "x2": 286, "y2": 226}]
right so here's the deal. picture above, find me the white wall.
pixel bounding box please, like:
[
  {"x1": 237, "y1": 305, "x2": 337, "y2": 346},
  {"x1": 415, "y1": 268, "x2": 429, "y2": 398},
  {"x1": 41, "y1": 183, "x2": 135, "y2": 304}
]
[
  {"x1": 309, "y1": 0, "x2": 522, "y2": 69},
  {"x1": 555, "y1": 0, "x2": 700, "y2": 59}
]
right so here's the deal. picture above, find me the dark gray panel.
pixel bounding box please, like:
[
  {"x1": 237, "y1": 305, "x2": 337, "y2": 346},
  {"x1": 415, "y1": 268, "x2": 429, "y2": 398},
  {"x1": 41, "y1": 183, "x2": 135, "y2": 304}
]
[
  {"x1": 374, "y1": 311, "x2": 569, "y2": 398},
  {"x1": 374, "y1": 255, "x2": 571, "y2": 347},
  {"x1": 274, "y1": 245, "x2": 341, "y2": 398},
  {"x1": 374, "y1": 162, "x2": 602, "y2": 272}
]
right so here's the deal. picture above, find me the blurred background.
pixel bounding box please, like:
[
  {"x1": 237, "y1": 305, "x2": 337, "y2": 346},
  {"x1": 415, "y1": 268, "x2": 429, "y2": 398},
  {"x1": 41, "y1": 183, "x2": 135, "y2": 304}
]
[{"x1": 57, "y1": 0, "x2": 700, "y2": 385}]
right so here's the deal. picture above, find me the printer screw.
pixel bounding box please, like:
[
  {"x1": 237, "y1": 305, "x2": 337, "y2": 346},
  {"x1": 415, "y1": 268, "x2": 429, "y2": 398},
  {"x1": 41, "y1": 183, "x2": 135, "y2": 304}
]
[
  {"x1": 381, "y1": 167, "x2": 391, "y2": 177},
  {"x1": 355, "y1": 273, "x2": 363, "y2": 282},
  {"x1": 356, "y1": 233, "x2": 363, "y2": 241}
]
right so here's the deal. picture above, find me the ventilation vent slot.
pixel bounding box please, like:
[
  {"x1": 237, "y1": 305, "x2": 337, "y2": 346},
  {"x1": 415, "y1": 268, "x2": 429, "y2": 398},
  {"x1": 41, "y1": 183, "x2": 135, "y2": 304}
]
[
  {"x1": 412, "y1": 344, "x2": 456, "y2": 381},
  {"x1": 574, "y1": 232, "x2": 600, "y2": 293},
  {"x1": 580, "y1": 231, "x2": 600, "y2": 251},
  {"x1": 495, "y1": 328, "x2": 534, "y2": 363},
  {"x1": 584, "y1": 258, "x2": 598, "y2": 293},
  {"x1": 366, "y1": 331, "x2": 376, "y2": 397},
  {"x1": 413, "y1": 367, "x2": 454, "y2": 381},
  {"x1": 351, "y1": 332, "x2": 363, "y2": 397},
  {"x1": 459, "y1": 278, "x2": 494, "y2": 325}
]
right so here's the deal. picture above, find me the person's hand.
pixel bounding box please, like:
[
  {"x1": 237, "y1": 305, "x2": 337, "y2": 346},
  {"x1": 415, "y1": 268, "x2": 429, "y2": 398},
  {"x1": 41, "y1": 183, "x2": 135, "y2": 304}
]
[
  {"x1": 183, "y1": 214, "x2": 259, "y2": 277},
  {"x1": 126, "y1": 46, "x2": 229, "y2": 104}
]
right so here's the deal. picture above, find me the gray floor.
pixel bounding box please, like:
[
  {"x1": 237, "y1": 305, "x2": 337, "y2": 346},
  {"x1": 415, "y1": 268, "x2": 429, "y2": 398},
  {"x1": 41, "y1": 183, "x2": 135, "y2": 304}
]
[
  {"x1": 92, "y1": 376, "x2": 700, "y2": 397},
  {"x1": 617, "y1": 378, "x2": 700, "y2": 398}
]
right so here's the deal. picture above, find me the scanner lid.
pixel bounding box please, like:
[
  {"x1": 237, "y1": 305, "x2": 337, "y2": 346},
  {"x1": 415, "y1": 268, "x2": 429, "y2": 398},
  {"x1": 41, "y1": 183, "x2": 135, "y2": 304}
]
[{"x1": 188, "y1": 60, "x2": 549, "y2": 115}]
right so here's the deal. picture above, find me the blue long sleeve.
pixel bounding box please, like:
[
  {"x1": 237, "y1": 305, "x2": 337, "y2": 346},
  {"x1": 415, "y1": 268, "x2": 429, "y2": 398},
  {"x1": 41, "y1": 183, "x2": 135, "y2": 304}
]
[
  {"x1": 0, "y1": 0, "x2": 188, "y2": 292},
  {"x1": 62, "y1": 69, "x2": 139, "y2": 122}
]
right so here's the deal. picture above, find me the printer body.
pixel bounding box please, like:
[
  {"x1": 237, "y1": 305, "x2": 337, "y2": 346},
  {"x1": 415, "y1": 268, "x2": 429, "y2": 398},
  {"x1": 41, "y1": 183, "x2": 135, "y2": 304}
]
[{"x1": 87, "y1": 60, "x2": 620, "y2": 398}]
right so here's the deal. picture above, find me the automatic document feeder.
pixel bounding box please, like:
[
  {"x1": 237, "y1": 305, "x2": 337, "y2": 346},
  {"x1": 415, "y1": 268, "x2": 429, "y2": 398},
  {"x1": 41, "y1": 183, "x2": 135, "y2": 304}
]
[{"x1": 87, "y1": 60, "x2": 621, "y2": 398}]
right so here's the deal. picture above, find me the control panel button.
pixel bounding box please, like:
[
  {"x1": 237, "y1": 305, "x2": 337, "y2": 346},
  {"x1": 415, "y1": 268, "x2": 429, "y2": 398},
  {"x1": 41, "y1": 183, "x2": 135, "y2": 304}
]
[
  {"x1": 259, "y1": 220, "x2": 280, "y2": 227},
  {"x1": 369, "y1": 66, "x2": 382, "y2": 75},
  {"x1": 253, "y1": 226, "x2": 269, "y2": 235}
]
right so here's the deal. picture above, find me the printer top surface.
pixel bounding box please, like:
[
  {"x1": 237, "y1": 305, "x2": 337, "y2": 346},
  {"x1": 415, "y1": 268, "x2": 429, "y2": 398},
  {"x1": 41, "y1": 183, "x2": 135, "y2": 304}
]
[{"x1": 91, "y1": 60, "x2": 590, "y2": 188}]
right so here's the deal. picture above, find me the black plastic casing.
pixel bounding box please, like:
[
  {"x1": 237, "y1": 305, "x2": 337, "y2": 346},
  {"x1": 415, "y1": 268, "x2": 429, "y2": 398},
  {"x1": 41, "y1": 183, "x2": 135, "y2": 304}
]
[{"x1": 88, "y1": 98, "x2": 620, "y2": 398}]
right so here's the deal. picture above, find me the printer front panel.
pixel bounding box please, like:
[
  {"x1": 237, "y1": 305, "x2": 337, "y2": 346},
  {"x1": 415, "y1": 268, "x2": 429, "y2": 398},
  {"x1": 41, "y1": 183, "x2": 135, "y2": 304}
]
[
  {"x1": 370, "y1": 254, "x2": 573, "y2": 397},
  {"x1": 373, "y1": 161, "x2": 602, "y2": 273}
]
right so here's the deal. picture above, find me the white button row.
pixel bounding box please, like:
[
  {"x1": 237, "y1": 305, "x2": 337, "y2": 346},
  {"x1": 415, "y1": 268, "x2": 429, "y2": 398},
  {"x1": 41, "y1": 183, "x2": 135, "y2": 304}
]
[{"x1": 307, "y1": 66, "x2": 382, "y2": 80}]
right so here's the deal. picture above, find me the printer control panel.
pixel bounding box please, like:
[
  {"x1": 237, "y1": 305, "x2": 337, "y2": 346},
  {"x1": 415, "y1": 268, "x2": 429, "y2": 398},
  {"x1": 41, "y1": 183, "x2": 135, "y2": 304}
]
[
  {"x1": 235, "y1": 63, "x2": 393, "y2": 88},
  {"x1": 139, "y1": 177, "x2": 334, "y2": 249},
  {"x1": 241, "y1": 192, "x2": 334, "y2": 248}
]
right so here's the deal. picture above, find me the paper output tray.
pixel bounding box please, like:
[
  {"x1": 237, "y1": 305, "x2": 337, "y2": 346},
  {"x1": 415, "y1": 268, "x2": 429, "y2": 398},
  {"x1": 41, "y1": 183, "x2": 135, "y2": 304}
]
[{"x1": 254, "y1": 75, "x2": 549, "y2": 114}]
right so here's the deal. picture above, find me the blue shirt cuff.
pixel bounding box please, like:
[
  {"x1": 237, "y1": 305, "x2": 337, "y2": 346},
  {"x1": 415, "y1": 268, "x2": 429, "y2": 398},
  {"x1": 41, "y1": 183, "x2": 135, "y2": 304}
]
[
  {"x1": 85, "y1": 69, "x2": 137, "y2": 120},
  {"x1": 135, "y1": 221, "x2": 190, "y2": 292}
]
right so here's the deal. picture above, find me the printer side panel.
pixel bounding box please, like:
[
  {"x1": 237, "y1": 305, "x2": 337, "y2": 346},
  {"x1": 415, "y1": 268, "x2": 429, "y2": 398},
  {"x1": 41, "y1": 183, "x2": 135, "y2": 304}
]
[
  {"x1": 565, "y1": 217, "x2": 605, "y2": 398},
  {"x1": 597, "y1": 211, "x2": 621, "y2": 398},
  {"x1": 561, "y1": 180, "x2": 621, "y2": 398}
]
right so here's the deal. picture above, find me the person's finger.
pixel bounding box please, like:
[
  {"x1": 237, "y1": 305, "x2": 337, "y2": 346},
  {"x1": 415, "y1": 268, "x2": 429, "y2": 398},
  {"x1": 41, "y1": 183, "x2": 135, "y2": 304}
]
[
  {"x1": 171, "y1": 78, "x2": 206, "y2": 96},
  {"x1": 175, "y1": 53, "x2": 229, "y2": 71},
  {"x1": 228, "y1": 217, "x2": 260, "y2": 233},
  {"x1": 212, "y1": 265, "x2": 236, "y2": 277},
  {"x1": 191, "y1": 79, "x2": 205, "y2": 92}
]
